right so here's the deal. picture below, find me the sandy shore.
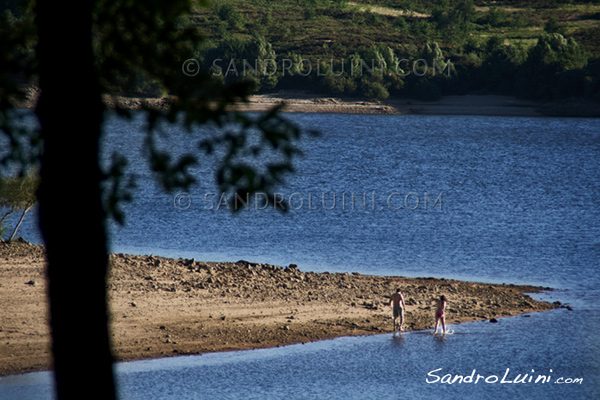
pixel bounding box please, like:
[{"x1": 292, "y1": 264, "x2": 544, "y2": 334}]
[
  {"x1": 18, "y1": 87, "x2": 600, "y2": 117},
  {"x1": 0, "y1": 241, "x2": 559, "y2": 377},
  {"x1": 106, "y1": 91, "x2": 600, "y2": 117},
  {"x1": 236, "y1": 92, "x2": 547, "y2": 116}
]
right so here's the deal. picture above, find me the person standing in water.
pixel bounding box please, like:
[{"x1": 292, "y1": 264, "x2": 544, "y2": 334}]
[
  {"x1": 434, "y1": 295, "x2": 447, "y2": 334},
  {"x1": 389, "y1": 288, "x2": 406, "y2": 331}
]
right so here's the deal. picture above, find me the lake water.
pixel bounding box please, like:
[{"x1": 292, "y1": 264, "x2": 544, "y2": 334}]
[{"x1": 1, "y1": 112, "x2": 599, "y2": 399}]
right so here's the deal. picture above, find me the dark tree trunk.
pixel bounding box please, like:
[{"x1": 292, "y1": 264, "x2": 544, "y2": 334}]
[{"x1": 35, "y1": 1, "x2": 117, "y2": 399}]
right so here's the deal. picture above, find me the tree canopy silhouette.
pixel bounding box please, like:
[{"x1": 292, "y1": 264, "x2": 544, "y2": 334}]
[{"x1": 1, "y1": 1, "x2": 308, "y2": 399}]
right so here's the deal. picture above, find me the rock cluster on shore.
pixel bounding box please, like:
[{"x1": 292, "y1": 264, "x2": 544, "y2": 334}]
[
  {"x1": 109, "y1": 252, "x2": 554, "y2": 322},
  {"x1": 0, "y1": 242, "x2": 558, "y2": 376}
]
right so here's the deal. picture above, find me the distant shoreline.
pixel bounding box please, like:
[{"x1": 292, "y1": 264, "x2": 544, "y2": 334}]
[
  {"x1": 109, "y1": 92, "x2": 600, "y2": 118},
  {"x1": 18, "y1": 87, "x2": 600, "y2": 117},
  {"x1": 0, "y1": 242, "x2": 559, "y2": 377}
]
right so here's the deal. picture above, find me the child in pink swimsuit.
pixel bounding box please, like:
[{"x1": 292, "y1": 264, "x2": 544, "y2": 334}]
[{"x1": 434, "y1": 295, "x2": 447, "y2": 334}]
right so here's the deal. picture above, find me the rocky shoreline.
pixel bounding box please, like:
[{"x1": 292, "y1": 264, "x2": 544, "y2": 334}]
[
  {"x1": 15, "y1": 86, "x2": 600, "y2": 117},
  {"x1": 104, "y1": 92, "x2": 600, "y2": 117},
  {"x1": 0, "y1": 241, "x2": 559, "y2": 377}
]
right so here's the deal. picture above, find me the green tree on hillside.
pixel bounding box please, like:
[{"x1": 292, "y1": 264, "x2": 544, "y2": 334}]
[
  {"x1": 216, "y1": 2, "x2": 245, "y2": 29},
  {"x1": 431, "y1": 0, "x2": 476, "y2": 44},
  {"x1": 203, "y1": 34, "x2": 279, "y2": 91},
  {"x1": 479, "y1": 37, "x2": 528, "y2": 94},
  {"x1": 516, "y1": 33, "x2": 588, "y2": 98},
  {"x1": 544, "y1": 16, "x2": 567, "y2": 36}
]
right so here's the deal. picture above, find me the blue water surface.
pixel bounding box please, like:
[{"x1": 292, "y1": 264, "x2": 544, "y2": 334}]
[{"x1": 2, "y1": 112, "x2": 599, "y2": 399}]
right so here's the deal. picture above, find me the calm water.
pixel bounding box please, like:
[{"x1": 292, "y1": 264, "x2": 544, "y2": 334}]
[{"x1": 2, "y1": 112, "x2": 599, "y2": 399}]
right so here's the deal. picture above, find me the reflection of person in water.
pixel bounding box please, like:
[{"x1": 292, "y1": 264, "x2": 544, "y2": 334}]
[{"x1": 434, "y1": 295, "x2": 447, "y2": 334}]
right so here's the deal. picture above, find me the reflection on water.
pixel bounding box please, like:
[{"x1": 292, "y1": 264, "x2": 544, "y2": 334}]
[{"x1": 391, "y1": 331, "x2": 405, "y2": 347}]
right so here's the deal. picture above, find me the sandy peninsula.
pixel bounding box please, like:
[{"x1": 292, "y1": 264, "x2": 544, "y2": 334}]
[{"x1": 0, "y1": 241, "x2": 559, "y2": 377}]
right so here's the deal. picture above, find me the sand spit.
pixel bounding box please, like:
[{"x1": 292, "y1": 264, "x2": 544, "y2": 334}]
[{"x1": 0, "y1": 241, "x2": 558, "y2": 376}]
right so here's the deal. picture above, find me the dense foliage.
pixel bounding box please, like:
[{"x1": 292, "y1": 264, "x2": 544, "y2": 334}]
[
  {"x1": 184, "y1": 0, "x2": 600, "y2": 101},
  {"x1": 2, "y1": 0, "x2": 599, "y2": 102}
]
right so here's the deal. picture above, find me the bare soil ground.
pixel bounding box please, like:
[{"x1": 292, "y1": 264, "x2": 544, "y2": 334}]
[{"x1": 0, "y1": 241, "x2": 558, "y2": 377}]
